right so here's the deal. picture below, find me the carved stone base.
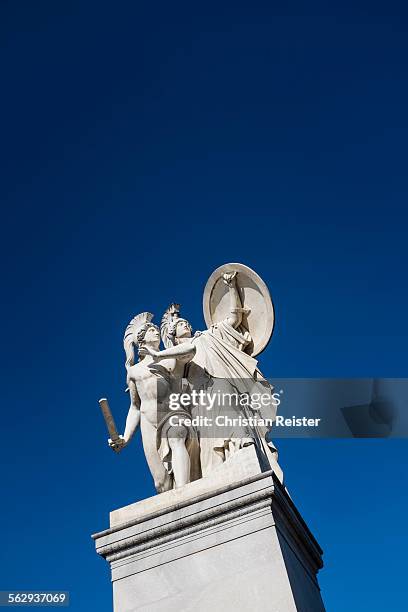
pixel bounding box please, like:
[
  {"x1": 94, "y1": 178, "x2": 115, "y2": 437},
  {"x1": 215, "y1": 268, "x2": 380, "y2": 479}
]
[{"x1": 92, "y1": 446, "x2": 325, "y2": 611}]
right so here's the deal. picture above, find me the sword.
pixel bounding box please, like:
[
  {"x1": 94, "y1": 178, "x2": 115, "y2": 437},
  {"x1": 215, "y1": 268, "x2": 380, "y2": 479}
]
[{"x1": 99, "y1": 398, "x2": 124, "y2": 451}]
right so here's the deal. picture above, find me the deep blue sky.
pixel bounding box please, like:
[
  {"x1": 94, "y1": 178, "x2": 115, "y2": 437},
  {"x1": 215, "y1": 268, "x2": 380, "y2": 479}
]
[{"x1": 1, "y1": 2, "x2": 407, "y2": 610}]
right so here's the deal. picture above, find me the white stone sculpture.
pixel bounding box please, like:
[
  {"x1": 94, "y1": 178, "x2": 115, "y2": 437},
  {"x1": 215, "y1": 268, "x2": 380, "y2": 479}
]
[{"x1": 99, "y1": 263, "x2": 282, "y2": 494}]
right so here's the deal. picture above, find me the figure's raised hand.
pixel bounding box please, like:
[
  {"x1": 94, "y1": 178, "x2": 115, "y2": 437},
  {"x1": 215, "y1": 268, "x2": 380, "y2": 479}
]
[{"x1": 222, "y1": 271, "x2": 237, "y2": 286}]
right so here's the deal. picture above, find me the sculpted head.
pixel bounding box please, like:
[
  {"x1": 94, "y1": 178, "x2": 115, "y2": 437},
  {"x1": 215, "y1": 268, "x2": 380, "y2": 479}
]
[
  {"x1": 123, "y1": 313, "x2": 160, "y2": 368},
  {"x1": 161, "y1": 304, "x2": 193, "y2": 347},
  {"x1": 170, "y1": 318, "x2": 193, "y2": 343},
  {"x1": 138, "y1": 323, "x2": 161, "y2": 347}
]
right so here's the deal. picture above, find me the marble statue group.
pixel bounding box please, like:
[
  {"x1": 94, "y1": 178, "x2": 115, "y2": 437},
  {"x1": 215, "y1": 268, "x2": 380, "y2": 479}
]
[{"x1": 99, "y1": 263, "x2": 282, "y2": 493}]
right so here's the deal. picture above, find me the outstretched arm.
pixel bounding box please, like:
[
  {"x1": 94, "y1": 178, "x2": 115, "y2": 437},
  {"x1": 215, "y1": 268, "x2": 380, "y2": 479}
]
[{"x1": 139, "y1": 342, "x2": 196, "y2": 363}]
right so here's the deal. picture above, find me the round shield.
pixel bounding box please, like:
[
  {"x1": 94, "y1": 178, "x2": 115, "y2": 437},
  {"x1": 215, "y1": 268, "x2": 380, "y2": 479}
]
[{"x1": 203, "y1": 263, "x2": 275, "y2": 356}]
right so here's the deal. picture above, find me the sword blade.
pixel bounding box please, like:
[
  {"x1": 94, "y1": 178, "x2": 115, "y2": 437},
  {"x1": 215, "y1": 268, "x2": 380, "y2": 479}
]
[{"x1": 99, "y1": 398, "x2": 120, "y2": 441}]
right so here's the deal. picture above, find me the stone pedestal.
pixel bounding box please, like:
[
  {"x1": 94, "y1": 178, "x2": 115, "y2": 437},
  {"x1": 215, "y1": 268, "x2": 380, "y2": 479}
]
[{"x1": 92, "y1": 446, "x2": 325, "y2": 611}]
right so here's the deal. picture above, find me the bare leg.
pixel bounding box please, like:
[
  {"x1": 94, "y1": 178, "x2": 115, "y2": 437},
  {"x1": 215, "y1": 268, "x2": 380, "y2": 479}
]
[
  {"x1": 141, "y1": 418, "x2": 171, "y2": 492},
  {"x1": 168, "y1": 426, "x2": 190, "y2": 488}
]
